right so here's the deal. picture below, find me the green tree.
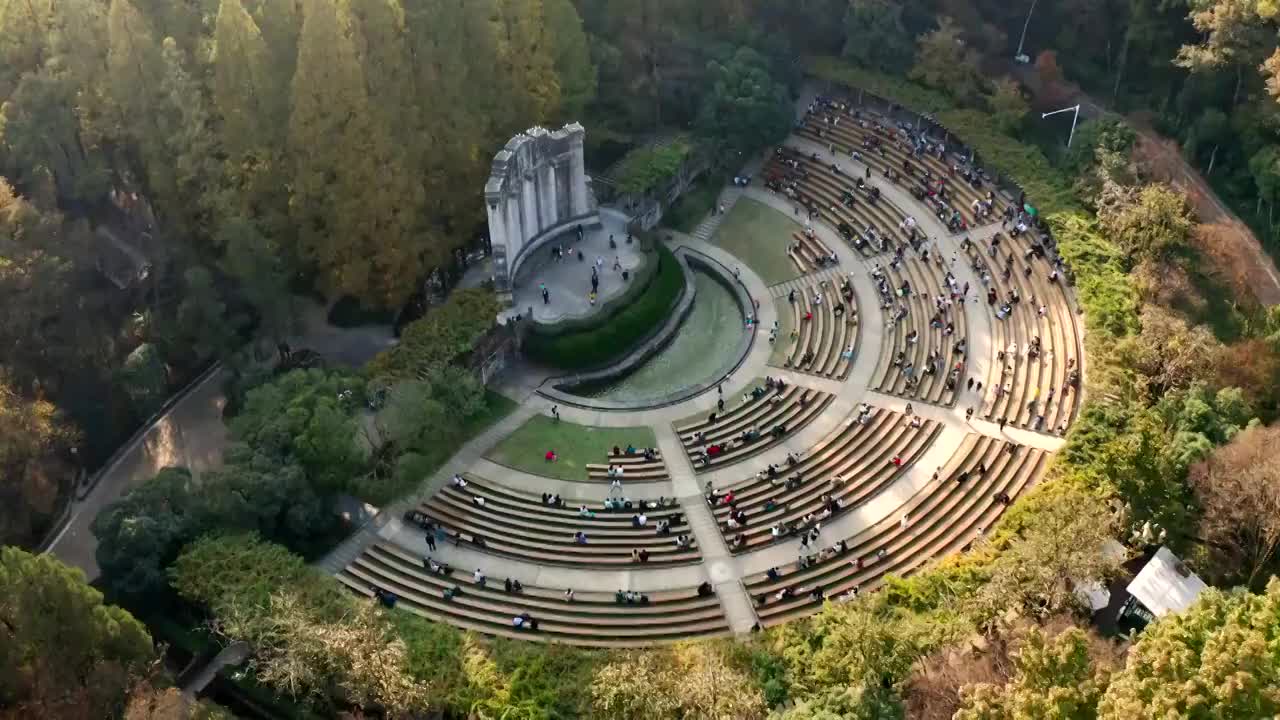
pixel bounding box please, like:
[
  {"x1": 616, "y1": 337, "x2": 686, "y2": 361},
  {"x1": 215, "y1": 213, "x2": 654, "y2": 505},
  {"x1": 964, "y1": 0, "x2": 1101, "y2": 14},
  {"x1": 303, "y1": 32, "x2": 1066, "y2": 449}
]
[
  {"x1": 218, "y1": 217, "x2": 294, "y2": 341},
  {"x1": 973, "y1": 483, "x2": 1121, "y2": 621},
  {"x1": 0, "y1": 368, "x2": 78, "y2": 546},
  {"x1": 229, "y1": 368, "x2": 366, "y2": 493},
  {"x1": 0, "y1": 547, "x2": 155, "y2": 717},
  {"x1": 988, "y1": 77, "x2": 1029, "y2": 134},
  {"x1": 153, "y1": 37, "x2": 222, "y2": 242},
  {"x1": 163, "y1": 265, "x2": 242, "y2": 368},
  {"x1": 590, "y1": 643, "x2": 767, "y2": 720},
  {"x1": 0, "y1": 64, "x2": 112, "y2": 202},
  {"x1": 287, "y1": 0, "x2": 425, "y2": 307},
  {"x1": 1098, "y1": 579, "x2": 1280, "y2": 718},
  {"x1": 1176, "y1": 0, "x2": 1275, "y2": 105},
  {"x1": 910, "y1": 16, "x2": 987, "y2": 105},
  {"x1": 1096, "y1": 183, "x2": 1195, "y2": 263},
  {"x1": 842, "y1": 0, "x2": 913, "y2": 73},
  {"x1": 545, "y1": 0, "x2": 597, "y2": 120},
  {"x1": 116, "y1": 342, "x2": 168, "y2": 417},
  {"x1": 91, "y1": 466, "x2": 196, "y2": 598},
  {"x1": 211, "y1": 0, "x2": 279, "y2": 154},
  {"x1": 695, "y1": 47, "x2": 792, "y2": 157},
  {"x1": 169, "y1": 534, "x2": 426, "y2": 713},
  {"x1": 956, "y1": 628, "x2": 1113, "y2": 720},
  {"x1": 366, "y1": 288, "x2": 500, "y2": 381}
]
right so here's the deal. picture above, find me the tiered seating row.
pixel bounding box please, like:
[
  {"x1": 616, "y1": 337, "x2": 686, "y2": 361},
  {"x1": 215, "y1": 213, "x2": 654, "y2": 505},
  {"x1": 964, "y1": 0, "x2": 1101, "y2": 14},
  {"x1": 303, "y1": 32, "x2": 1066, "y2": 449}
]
[
  {"x1": 340, "y1": 543, "x2": 730, "y2": 647},
  {"x1": 800, "y1": 106, "x2": 1009, "y2": 230},
  {"x1": 417, "y1": 475, "x2": 700, "y2": 566},
  {"x1": 967, "y1": 230, "x2": 1083, "y2": 433},
  {"x1": 745, "y1": 436, "x2": 1046, "y2": 625},
  {"x1": 779, "y1": 281, "x2": 858, "y2": 380},
  {"x1": 676, "y1": 381, "x2": 834, "y2": 471},
  {"x1": 765, "y1": 148, "x2": 912, "y2": 254},
  {"x1": 586, "y1": 451, "x2": 670, "y2": 482},
  {"x1": 711, "y1": 408, "x2": 942, "y2": 552},
  {"x1": 869, "y1": 253, "x2": 966, "y2": 406}
]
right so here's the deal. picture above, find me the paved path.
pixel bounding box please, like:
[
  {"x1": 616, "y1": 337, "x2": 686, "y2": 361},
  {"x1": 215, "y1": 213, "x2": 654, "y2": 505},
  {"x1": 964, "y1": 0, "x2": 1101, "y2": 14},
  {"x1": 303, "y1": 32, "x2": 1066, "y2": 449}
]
[
  {"x1": 49, "y1": 299, "x2": 399, "y2": 580},
  {"x1": 511, "y1": 208, "x2": 646, "y2": 322},
  {"x1": 48, "y1": 368, "x2": 230, "y2": 579}
]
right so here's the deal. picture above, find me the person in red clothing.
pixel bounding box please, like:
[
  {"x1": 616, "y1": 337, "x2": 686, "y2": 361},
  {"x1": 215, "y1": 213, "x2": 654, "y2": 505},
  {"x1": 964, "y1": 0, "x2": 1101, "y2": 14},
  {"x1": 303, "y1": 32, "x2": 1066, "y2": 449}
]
[
  {"x1": 890, "y1": 455, "x2": 903, "y2": 467},
  {"x1": 545, "y1": 449, "x2": 557, "y2": 462}
]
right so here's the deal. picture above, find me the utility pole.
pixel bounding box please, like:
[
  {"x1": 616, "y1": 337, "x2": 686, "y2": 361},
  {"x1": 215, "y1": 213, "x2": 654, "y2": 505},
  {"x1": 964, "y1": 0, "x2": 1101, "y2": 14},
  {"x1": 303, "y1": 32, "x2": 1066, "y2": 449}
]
[
  {"x1": 1041, "y1": 104, "x2": 1081, "y2": 148},
  {"x1": 1015, "y1": 0, "x2": 1039, "y2": 60}
]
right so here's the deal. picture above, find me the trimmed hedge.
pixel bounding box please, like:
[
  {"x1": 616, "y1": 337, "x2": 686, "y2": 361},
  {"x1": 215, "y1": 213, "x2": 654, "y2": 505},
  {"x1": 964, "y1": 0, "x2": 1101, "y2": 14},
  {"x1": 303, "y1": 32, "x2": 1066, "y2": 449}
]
[
  {"x1": 366, "y1": 288, "x2": 501, "y2": 380},
  {"x1": 523, "y1": 243, "x2": 684, "y2": 370}
]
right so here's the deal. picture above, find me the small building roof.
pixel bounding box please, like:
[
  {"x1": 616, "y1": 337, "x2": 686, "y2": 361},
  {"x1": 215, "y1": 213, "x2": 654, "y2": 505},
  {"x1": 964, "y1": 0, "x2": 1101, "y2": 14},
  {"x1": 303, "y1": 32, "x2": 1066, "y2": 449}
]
[{"x1": 1125, "y1": 546, "x2": 1207, "y2": 618}]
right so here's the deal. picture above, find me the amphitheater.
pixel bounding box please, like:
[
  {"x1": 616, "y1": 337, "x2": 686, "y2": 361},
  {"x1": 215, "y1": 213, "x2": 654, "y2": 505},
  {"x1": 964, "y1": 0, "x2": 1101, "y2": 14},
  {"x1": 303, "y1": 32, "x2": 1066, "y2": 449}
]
[{"x1": 321, "y1": 87, "x2": 1085, "y2": 647}]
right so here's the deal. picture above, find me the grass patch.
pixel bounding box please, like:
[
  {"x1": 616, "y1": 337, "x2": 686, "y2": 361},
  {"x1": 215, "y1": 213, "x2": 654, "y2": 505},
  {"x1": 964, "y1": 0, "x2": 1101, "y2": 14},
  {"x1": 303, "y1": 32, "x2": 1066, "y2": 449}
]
[
  {"x1": 351, "y1": 391, "x2": 518, "y2": 505},
  {"x1": 711, "y1": 198, "x2": 804, "y2": 286},
  {"x1": 485, "y1": 415, "x2": 656, "y2": 481},
  {"x1": 523, "y1": 243, "x2": 684, "y2": 370},
  {"x1": 665, "y1": 174, "x2": 725, "y2": 234}
]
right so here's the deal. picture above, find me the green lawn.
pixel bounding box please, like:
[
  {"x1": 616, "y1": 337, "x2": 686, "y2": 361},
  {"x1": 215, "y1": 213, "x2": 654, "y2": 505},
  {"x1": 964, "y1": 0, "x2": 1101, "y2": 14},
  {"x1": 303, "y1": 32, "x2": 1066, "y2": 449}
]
[
  {"x1": 485, "y1": 415, "x2": 657, "y2": 481},
  {"x1": 711, "y1": 198, "x2": 803, "y2": 286}
]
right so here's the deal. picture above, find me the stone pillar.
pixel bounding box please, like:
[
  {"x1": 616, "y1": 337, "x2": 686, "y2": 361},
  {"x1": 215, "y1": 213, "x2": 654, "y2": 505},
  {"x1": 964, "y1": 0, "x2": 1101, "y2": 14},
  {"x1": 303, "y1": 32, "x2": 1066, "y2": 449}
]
[
  {"x1": 541, "y1": 163, "x2": 558, "y2": 229},
  {"x1": 505, "y1": 190, "x2": 523, "y2": 267},
  {"x1": 485, "y1": 195, "x2": 506, "y2": 289},
  {"x1": 568, "y1": 126, "x2": 589, "y2": 216},
  {"x1": 520, "y1": 173, "x2": 538, "y2": 244}
]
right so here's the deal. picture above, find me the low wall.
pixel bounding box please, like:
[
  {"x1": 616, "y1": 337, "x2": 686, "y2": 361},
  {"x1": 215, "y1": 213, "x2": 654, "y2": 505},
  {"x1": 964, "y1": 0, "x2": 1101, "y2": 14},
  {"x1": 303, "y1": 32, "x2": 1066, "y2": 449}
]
[{"x1": 538, "y1": 246, "x2": 757, "y2": 411}]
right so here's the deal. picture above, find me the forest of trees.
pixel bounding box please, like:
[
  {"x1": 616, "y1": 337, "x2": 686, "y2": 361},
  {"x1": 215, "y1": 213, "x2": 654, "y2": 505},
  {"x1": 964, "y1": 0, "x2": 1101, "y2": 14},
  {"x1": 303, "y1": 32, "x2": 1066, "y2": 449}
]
[{"x1": 7, "y1": 0, "x2": 1280, "y2": 717}]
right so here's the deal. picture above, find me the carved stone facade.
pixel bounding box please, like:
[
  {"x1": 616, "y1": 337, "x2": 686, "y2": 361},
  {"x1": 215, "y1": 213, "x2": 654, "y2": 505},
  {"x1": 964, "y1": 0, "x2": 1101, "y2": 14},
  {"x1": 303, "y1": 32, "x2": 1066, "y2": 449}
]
[{"x1": 485, "y1": 123, "x2": 595, "y2": 296}]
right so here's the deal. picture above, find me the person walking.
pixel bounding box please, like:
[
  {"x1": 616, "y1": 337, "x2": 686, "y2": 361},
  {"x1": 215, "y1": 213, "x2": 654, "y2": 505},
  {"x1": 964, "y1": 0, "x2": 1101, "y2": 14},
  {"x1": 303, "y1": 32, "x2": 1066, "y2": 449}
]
[{"x1": 540, "y1": 283, "x2": 549, "y2": 305}]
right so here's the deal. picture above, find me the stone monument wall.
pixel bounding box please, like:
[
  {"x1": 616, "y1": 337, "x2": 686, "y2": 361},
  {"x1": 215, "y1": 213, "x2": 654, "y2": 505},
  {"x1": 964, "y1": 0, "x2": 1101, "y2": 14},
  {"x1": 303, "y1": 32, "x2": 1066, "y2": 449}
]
[{"x1": 485, "y1": 123, "x2": 597, "y2": 296}]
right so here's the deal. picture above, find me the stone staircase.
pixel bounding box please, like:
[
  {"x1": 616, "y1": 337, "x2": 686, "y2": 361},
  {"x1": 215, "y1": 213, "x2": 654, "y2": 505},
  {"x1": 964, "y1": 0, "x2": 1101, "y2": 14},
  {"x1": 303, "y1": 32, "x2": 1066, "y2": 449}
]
[
  {"x1": 769, "y1": 267, "x2": 845, "y2": 297},
  {"x1": 689, "y1": 186, "x2": 746, "y2": 244}
]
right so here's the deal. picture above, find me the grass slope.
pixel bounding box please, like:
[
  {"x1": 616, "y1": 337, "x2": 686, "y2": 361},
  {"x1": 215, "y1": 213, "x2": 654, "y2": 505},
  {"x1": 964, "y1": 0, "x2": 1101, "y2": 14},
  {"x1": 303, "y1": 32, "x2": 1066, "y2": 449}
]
[
  {"x1": 485, "y1": 415, "x2": 657, "y2": 481},
  {"x1": 711, "y1": 198, "x2": 804, "y2": 286}
]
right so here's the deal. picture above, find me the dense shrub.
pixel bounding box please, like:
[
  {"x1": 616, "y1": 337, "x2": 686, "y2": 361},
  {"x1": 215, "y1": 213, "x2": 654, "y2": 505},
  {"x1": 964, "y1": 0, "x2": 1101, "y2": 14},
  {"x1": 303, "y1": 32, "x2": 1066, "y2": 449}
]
[
  {"x1": 366, "y1": 288, "x2": 501, "y2": 380},
  {"x1": 523, "y1": 243, "x2": 684, "y2": 370}
]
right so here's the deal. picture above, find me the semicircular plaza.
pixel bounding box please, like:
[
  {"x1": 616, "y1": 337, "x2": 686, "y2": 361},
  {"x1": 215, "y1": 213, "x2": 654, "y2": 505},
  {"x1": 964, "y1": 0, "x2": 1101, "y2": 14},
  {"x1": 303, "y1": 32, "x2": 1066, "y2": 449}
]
[{"x1": 323, "y1": 85, "x2": 1084, "y2": 647}]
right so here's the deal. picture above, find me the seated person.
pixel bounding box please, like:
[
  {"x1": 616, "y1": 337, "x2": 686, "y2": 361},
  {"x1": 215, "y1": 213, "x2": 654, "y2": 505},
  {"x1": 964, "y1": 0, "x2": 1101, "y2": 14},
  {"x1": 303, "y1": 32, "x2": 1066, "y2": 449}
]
[
  {"x1": 573, "y1": 531, "x2": 588, "y2": 544},
  {"x1": 697, "y1": 581, "x2": 714, "y2": 597},
  {"x1": 442, "y1": 585, "x2": 461, "y2": 601},
  {"x1": 625, "y1": 444, "x2": 636, "y2": 455}
]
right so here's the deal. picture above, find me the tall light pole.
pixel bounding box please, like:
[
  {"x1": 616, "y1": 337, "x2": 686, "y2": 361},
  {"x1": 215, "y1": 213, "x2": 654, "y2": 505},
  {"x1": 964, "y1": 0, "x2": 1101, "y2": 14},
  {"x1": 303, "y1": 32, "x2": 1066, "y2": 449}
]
[
  {"x1": 1041, "y1": 105, "x2": 1082, "y2": 148},
  {"x1": 1015, "y1": 0, "x2": 1039, "y2": 60}
]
